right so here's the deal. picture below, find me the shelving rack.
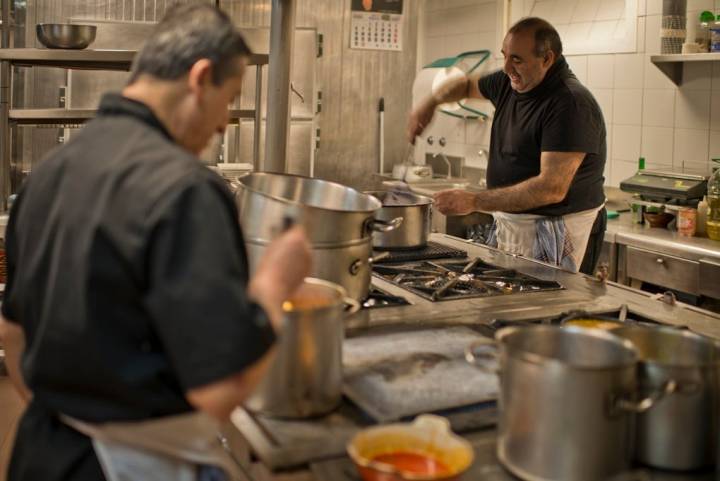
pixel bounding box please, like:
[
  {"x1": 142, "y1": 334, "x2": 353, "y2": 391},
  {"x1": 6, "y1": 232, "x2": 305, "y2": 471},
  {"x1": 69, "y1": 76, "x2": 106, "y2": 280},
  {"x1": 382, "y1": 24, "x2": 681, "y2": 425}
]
[
  {"x1": 650, "y1": 52, "x2": 720, "y2": 85},
  {"x1": 0, "y1": 48, "x2": 268, "y2": 211}
]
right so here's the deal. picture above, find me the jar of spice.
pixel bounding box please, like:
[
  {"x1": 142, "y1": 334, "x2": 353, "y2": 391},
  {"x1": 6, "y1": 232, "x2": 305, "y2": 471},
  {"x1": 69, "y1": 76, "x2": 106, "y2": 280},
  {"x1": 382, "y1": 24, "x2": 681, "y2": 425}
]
[{"x1": 677, "y1": 207, "x2": 697, "y2": 236}]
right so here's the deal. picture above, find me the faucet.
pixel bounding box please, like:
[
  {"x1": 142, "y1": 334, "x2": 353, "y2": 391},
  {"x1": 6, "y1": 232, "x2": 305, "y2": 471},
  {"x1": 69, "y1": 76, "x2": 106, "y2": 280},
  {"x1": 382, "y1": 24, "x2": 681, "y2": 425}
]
[{"x1": 432, "y1": 151, "x2": 452, "y2": 179}]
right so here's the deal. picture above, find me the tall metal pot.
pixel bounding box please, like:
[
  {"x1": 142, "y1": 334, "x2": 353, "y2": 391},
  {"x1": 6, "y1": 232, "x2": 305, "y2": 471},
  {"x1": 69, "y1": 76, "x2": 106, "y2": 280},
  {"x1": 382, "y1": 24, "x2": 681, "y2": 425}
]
[
  {"x1": 611, "y1": 326, "x2": 720, "y2": 470},
  {"x1": 244, "y1": 236, "x2": 383, "y2": 301},
  {"x1": 467, "y1": 325, "x2": 673, "y2": 481},
  {"x1": 236, "y1": 173, "x2": 399, "y2": 300},
  {"x1": 245, "y1": 278, "x2": 360, "y2": 418}
]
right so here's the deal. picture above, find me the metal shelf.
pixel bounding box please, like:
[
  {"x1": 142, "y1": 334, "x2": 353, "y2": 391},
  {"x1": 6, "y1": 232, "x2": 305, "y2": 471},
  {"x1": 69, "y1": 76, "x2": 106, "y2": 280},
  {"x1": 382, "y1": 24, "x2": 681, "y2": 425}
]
[
  {"x1": 8, "y1": 108, "x2": 258, "y2": 125},
  {"x1": 650, "y1": 53, "x2": 720, "y2": 85},
  {"x1": 1, "y1": 48, "x2": 268, "y2": 210},
  {"x1": 0, "y1": 48, "x2": 269, "y2": 70}
]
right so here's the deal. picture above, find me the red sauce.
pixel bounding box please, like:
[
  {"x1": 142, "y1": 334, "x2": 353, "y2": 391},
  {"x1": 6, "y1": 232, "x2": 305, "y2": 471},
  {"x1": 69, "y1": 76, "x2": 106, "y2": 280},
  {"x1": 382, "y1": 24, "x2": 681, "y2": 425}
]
[{"x1": 372, "y1": 451, "x2": 451, "y2": 476}]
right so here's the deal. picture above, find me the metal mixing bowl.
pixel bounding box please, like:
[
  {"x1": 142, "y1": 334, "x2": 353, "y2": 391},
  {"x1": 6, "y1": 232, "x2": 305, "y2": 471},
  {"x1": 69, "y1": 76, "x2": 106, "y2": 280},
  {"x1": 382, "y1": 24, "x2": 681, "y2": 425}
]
[{"x1": 36, "y1": 24, "x2": 97, "y2": 49}]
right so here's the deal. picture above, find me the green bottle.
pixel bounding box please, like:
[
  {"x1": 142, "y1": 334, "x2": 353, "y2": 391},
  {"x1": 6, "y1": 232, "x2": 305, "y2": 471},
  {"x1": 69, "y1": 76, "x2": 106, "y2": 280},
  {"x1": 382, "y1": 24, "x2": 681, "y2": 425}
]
[{"x1": 638, "y1": 157, "x2": 645, "y2": 171}]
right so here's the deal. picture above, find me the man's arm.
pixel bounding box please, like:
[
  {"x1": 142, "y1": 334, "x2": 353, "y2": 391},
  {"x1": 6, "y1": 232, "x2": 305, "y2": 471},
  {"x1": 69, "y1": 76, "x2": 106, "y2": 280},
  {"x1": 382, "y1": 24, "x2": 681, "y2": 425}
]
[
  {"x1": 0, "y1": 317, "x2": 32, "y2": 403},
  {"x1": 185, "y1": 226, "x2": 311, "y2": 420},
  {"x1": 407, "y1": 71, "x2": 486, "y2": 142},
  {"x1": 434, "y1": 151, "x2": 585, "y2": 215}
]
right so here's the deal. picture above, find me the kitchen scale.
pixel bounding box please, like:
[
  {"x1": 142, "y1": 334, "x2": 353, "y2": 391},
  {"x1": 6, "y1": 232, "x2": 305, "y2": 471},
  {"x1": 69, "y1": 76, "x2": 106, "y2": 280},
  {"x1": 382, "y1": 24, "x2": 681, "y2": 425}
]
[{"x1": 620, "y1": 170, "x2": 707, "y2": 203}]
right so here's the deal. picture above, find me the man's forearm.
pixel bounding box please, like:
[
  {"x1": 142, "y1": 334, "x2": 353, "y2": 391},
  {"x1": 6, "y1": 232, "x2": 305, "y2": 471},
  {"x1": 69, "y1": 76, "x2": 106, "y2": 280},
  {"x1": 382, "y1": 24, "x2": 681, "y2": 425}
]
[
  {"x1": 432, "y1": 74, "x2": 475, "y2": 105},
  {"x1": 474, "y1": 176, "x2": 564, "y2": 213},
  {"x1": 0, "y1": 317, "x2": 32, "y2": 402}
]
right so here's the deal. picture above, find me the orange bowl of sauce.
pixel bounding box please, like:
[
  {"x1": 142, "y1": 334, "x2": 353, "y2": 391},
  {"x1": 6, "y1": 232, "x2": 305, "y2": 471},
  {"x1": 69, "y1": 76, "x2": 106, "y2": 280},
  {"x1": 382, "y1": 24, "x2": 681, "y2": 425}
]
[{"x1": 347, "y1": 415, "x2": 474, "y2": 481}]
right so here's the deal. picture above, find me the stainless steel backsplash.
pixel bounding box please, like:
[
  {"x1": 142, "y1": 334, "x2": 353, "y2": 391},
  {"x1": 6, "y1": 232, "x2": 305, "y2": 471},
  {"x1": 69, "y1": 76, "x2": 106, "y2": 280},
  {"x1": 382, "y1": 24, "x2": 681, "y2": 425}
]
[{"x1": 13, "y1": 0, "x2": 418, "y2": 191}]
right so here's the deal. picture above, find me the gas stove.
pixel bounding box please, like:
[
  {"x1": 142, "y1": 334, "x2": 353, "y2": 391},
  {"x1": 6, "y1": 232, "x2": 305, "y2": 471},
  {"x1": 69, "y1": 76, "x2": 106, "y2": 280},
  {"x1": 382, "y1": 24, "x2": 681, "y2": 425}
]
[
  {"x1": 362, "y1": 286, "x2": 410, "y2": 309},
  {"x1": 372, "y1": 257, "x2": 564, "y2": 302}
]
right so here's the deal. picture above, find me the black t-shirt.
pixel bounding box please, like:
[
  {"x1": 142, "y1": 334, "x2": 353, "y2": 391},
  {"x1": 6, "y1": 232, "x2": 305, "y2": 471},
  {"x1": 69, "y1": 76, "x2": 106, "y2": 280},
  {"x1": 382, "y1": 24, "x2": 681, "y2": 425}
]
[
  {"x1": 2, "y1": 93, "x2": 276, "y2": 481},
  {"x1": 478, "y1": 56, "x2": 606, "y2": 216}
]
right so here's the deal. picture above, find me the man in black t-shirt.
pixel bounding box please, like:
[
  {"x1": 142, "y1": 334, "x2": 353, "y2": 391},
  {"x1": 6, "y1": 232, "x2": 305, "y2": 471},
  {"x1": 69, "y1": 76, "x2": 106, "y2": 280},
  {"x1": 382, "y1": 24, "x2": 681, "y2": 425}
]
[
  {"x1": 408, "y1": 17, "x2": 606, "y2": 273},
  {"x1": 0, "y1": 6, "x2": 311, "y2": 481}
]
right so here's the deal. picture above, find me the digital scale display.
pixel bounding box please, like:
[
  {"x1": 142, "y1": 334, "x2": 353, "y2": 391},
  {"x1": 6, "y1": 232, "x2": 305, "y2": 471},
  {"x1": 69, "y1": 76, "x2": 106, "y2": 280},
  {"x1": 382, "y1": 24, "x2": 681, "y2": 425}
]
[{"x1": 350, "y1": 0, "x2": 403, "y2": 52}]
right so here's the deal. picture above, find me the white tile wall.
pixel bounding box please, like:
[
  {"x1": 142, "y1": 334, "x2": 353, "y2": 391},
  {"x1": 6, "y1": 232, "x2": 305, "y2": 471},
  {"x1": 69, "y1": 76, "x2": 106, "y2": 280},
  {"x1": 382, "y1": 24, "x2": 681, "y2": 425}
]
[
  {"x1": 418, "y1": 0, "x2": 720, "y2": 187},
  {"x1": 588, "y1": 55, "x2": 615, "y2": 88},
  {"x1": 675, "y1": 90, "x2": 711, "y2": 130},
  {"x1": 641, "y1": 126, "x2": 674, "y2": 168},
  {"x1": 614, "y1": 54, "x2": 644, "y2": 89},
  {"x1": 642, "y1": 89, "x2": 675, "y2": 127},
  {"x1": 612, "y1": 124, "x2": 642, "y2": 160},
  {"x1": 613, "y1": 89, "x2": 643, "y2": 124}
]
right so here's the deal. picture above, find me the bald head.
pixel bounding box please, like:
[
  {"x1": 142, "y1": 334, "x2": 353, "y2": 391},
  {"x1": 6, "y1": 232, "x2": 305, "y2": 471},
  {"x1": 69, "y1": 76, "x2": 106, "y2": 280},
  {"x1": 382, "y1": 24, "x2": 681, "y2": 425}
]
[{"x1": 507, "y1": 17, "x2": 563, "y2": 61}]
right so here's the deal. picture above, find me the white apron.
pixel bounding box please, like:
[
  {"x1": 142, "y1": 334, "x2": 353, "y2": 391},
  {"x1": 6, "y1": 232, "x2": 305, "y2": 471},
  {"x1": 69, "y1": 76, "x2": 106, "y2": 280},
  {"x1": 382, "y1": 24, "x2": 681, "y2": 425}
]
[{"x1": 60, "y1": 412, "x2": 247, "y2": 481}]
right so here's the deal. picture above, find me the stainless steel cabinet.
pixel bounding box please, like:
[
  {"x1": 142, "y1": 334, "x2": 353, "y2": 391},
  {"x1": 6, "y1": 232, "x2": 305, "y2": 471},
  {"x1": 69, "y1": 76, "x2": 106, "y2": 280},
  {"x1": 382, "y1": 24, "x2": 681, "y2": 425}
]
[{"x1": 625, "y1": 245, "x2": 700, "y2": 295}]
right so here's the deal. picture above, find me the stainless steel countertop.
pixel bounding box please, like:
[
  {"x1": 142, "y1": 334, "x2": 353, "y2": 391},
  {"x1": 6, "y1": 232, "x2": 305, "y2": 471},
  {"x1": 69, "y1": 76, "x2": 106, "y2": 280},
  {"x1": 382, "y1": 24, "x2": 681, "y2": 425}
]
[
  {"x1": 606, "y1": 211, "x2": 720, "y2": 261},
  {"x1": 352, "y1": 233, "x2": 720, "y2": 339},
  {"x1": 235, "y1": 234, "x2": 720, "y2": 479},
  {"x1": 602, "y1": 186, "x2": 720, "y2": 261}
]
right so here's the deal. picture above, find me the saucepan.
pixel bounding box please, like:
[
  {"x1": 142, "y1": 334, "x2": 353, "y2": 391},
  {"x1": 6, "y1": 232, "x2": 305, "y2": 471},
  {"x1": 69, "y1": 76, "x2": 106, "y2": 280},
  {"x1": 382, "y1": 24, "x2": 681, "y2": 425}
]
[
  {"x1": 365, "y1": 190, "x2": 432, "y2": 250},
  {"x1": 347, "y1": 414, "x2": 474, "y2": 481},
  {"x1": 465, "y1": 325, "x2": 675, "y2": 481},
  {"x1": 245, "y1": 278, "x2": 360, "y2": 418}
]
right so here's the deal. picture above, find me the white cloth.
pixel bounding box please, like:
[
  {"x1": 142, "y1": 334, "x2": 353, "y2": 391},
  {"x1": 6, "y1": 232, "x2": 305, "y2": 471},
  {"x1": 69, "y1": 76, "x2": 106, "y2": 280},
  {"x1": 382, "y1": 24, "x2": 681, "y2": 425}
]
[
  {"x1": 61, "y1": 412, "x2": 244, "y2": 481},
  {"x1": 490, "y1": 205, "x2": 603, "y2": 272}
]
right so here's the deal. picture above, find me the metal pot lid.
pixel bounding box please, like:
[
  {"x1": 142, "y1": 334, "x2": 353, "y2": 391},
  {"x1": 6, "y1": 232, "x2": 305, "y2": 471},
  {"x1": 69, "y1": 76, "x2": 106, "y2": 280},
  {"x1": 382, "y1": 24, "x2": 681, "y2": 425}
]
[{"x1": 238, "y1": 172, "x2": 381, "y2": 213}]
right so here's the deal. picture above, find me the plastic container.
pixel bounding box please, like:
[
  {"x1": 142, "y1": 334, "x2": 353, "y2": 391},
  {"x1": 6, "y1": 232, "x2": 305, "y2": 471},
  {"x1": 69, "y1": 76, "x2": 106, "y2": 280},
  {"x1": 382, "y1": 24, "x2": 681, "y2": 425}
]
[
  {"x1": 708, "y1": 162, "x2": 720, "y2": 241},
  {"x1": 697, "y1": 196, "x2": 708, "y2": 236},
  {"x1": 696, "y1": 11, "x2": 715, "y2": 51},
  {"x1": 677, "y1": 207, "x2": 697, "y2": 236}
]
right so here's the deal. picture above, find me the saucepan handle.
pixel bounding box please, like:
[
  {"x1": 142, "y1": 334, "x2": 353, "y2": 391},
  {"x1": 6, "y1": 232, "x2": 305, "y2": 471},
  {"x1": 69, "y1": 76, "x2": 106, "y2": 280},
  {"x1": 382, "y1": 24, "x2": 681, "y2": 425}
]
[
  {"x1": 373, "y1": 217, "x2": 403, "y2": 232},
  {"x1": 464, "y1": 340, "x2": 499, "y2": 374},
  {"x1": 343, "y1": 297, "x2": 361, "y2": 315},
  {"x1": 613, "y1": 379, "x2": 677, "y2": 414}
]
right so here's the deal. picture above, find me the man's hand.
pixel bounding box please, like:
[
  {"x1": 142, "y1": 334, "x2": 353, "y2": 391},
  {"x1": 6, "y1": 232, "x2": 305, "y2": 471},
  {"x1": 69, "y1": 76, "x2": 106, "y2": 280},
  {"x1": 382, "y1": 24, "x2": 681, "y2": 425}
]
[
  {"x1": 406, "y1": 97, "x2": 437, "y2": 143},
  {"x1": 0, "y1": 317, "x2": 32, "y2": 403},
  {"x1": 248, "y1": 225, "x2": 312, "y2": 330},
  {"x1": 433, "y1": 189, "x2": 480, "y2": 216}
]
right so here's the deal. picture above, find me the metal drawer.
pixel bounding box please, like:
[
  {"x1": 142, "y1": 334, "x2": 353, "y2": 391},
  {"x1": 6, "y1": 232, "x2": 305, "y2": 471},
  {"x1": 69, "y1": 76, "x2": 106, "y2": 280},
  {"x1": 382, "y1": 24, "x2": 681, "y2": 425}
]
[
  {"x1": 699, "y1": 258, "x2": 720, "y2": 299},
  {"x1": 626, "y1": 246, "x2": 699, "y2": 295}
]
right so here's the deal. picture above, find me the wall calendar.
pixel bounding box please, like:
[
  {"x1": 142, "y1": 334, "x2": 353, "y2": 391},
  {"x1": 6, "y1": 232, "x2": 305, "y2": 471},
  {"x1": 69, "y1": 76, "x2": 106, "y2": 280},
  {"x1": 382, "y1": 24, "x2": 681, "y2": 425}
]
[{"x1": 350, "y1": 0, "x2": 403, "y2": 52}]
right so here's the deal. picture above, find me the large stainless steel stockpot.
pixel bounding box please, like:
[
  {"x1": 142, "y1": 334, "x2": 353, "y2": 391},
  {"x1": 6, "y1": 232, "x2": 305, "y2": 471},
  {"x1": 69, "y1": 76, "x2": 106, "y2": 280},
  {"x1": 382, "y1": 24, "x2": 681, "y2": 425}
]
[
  {"x1": 611, "y1": 326, "x2": 720, "y2": 470},
  {"x1": 246, "y1": 278, "x2": 360, "y2": 418},
  {"x1": 236, "y1": 172, "x2": 386, "y2": 244},
  {"x1": 467, "y1": 325, "x2": 672, "y2": 481},
  {"x1": 365, "y1": 190, "x2": 433, "y2": 250},
  {"x1": 245, "y1": 236, "x2": 381, "y2": 301}
]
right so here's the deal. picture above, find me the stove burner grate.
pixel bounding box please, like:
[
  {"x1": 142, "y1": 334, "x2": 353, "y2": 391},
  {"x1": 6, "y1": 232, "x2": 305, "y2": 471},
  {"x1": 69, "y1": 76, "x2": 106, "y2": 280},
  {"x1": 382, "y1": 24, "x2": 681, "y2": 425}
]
[
  {"x1": 373, "y1": 257, "x2": 564, "y2": 301},
  {"x1": 373, "y1": 241, "x2": 467, "y2": 264}
]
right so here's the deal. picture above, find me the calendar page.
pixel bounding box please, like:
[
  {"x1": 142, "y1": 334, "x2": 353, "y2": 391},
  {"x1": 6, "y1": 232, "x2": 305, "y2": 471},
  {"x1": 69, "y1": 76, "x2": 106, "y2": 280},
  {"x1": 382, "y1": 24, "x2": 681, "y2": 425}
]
[{"x1": 350, "y1": 0, "x2": 403, "y2": 52}]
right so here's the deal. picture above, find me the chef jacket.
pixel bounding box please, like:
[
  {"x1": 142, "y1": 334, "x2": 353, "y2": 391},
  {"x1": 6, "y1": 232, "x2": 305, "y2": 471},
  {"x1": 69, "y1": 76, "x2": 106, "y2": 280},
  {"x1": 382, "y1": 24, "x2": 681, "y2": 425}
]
[
  {"x1": 2, "y1": 93, "x2": 275, "y2": 481},
  {"x1": 479, "y1": 56, "x2": 606, "y2": 217}
]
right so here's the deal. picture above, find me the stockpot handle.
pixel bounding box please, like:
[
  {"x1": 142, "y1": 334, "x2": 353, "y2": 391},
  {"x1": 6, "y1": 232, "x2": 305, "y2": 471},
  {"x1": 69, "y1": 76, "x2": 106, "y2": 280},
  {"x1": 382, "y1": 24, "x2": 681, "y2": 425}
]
[
  {"x1": 613, "y1": 379, "x2": 678, "y2": 414},
  {"x1": 464, "y1": 340, "x2": 499, "y2": 374},
  {"x1": 349, "y1": 251, "x2": 391, "y2": 275},
  {"x1": 373, "y1": 216, "x2": 403, "y2": 232},
  {"x1": 343, "y1": 297, "x2": 361, "y2": 315}
]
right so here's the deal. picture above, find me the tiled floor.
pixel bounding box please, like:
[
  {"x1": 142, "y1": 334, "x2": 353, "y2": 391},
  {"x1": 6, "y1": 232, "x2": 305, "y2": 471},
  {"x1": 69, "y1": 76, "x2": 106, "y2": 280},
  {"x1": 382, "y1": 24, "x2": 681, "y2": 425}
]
[{"x1": 0, "y1": 377, "x2": 24, "y2": 481}]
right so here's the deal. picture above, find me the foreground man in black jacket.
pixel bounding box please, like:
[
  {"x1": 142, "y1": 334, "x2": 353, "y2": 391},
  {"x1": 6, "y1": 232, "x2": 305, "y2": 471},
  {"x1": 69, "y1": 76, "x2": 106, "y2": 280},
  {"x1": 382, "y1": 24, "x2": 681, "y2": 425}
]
[{"x1": 0, "y1": 5, "x2": 311, "y2": 480}]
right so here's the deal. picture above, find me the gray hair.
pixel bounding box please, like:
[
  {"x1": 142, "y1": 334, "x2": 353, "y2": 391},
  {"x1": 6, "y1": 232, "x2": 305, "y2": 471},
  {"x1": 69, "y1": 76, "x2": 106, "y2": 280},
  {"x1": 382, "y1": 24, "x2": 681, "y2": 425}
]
[
  {"x1": 129, "y1": 4, "x2": 252, "y2": 85},
  {"x1": 508, "y1": 17, "x2": 563, "y2": 59}
]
